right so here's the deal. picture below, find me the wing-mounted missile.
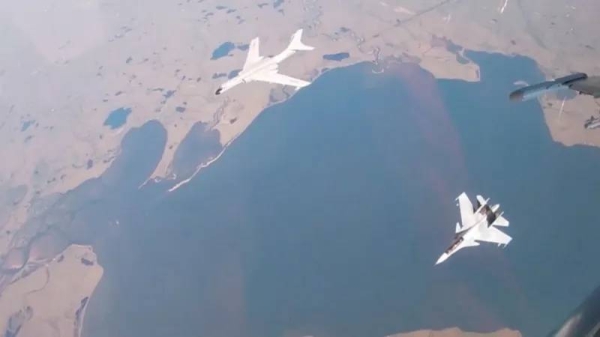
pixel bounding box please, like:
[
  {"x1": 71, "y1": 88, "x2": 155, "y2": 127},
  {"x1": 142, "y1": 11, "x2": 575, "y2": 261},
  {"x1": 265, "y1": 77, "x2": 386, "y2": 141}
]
[
  {"x1": 509, "y1": 72, "x2": 588, "y2": 102},
  {"x1": 557, "y1": 72, "x2": 588, "y2": 86}
]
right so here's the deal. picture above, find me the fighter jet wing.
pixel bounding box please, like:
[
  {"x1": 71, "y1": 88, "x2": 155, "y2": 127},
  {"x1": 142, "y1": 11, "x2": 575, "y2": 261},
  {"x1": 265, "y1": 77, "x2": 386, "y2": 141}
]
[
  {"x1": 250, "y1": 70, "x2": 311, "y2": 89},
  {"x1": 243, "y1": 37, "x2": 262, "y2": 71},
  {"x1": 492, "y1": 214, "x2": 509, "y2": 227},
  {"x1": 475, "y1": 226, "x2": 512, "y2": 246},
  {"x1": 456, "y1": 193, "x2": 476, "y2": 230}
]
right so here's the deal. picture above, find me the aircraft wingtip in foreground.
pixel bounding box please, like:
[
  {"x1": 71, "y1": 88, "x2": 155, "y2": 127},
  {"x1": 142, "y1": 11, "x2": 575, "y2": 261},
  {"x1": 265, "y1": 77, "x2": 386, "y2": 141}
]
[
  {"x1": 435, "y1": 192, "x2": 512, "y2": 265},
  {"x1": 215, "y1": 29, "x2": 315, "y2": 95},
  {"x1": 509, "y1": 72, "x2": 600, "y2": 102}
]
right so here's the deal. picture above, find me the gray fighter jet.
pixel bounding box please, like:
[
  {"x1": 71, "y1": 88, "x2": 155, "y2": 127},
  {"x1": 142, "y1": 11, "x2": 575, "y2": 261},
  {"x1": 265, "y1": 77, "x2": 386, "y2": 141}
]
[{"x1": 509, "y1": 72, "x2": 600, "y2": 102}]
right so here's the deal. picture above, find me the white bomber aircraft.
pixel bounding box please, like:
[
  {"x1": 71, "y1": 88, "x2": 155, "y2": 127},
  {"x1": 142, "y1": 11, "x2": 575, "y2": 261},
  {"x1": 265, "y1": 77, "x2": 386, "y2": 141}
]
[
  {"x1": 435, "y1": 192, "x2": 512, "y2": 265},
  {"x1": 215, "y1": 29, "x2": 314, "y2": 95}
]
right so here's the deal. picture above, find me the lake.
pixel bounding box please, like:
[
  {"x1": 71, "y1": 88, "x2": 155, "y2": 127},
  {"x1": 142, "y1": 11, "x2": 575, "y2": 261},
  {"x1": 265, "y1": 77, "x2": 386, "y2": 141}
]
[{"x1": 103, "y1": 107, "x2": 132, "y2": 129}]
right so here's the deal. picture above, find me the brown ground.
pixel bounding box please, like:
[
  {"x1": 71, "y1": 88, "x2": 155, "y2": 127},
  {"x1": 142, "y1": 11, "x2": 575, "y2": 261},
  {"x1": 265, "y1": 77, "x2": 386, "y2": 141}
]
[{"x1": 0, "y1": 245, "x2": 102, "y2": 337}]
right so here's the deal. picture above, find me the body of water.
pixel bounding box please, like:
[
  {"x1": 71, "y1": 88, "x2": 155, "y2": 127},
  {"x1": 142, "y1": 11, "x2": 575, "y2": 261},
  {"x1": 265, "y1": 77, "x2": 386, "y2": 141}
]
[
  {"x1": 211, "y1": 42, "x2": 236, "y2": 60},
  {"x1": 323, "y1": 52, "x2": 350, "y2": 61},
  {"x1": 53, "y1": 51, "x2": 600, "y2": 337},
  {"x1": 229, "y1": 69, "x2": 242, "y2": 79},
  {"x1": 103, "y1": 107, "x2": 132, "y2": 129}
]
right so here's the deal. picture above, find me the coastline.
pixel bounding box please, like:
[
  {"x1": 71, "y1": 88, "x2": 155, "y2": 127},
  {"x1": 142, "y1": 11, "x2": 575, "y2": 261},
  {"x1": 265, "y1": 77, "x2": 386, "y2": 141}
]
[
  {"x1": 76, "y1": 247, "x2": 103, "y2": 337},
  {"x1": 0, "y1": 244, "x2": 103, "y2": 337}
]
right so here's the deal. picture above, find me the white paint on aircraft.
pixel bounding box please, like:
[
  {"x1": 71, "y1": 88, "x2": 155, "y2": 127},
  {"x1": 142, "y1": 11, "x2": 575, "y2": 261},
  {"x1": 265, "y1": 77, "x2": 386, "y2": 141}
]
[
  {"x1": 215, "y1": 29, "x2": 314, "y2": 95},
  {"x1": 436, "y1": 192, "x2": 512, "y2": 265}
]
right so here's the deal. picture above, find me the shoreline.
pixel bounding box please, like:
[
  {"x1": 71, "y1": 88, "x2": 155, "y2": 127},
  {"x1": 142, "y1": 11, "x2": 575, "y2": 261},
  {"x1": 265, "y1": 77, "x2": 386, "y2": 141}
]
[
  {"x1": 0, "y1": 244, "x2": 103, "y2": 337},
  {"x1": 71, "y1": 245, "x2": 103, "y2": 337}
]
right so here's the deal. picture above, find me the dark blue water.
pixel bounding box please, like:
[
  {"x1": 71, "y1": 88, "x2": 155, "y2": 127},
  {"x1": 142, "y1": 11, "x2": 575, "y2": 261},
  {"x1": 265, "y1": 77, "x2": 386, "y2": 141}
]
[
  {"x1": 273, "y1": 0, "x2": 284, "y2": 8},
  {"x1": 103, "y1": 108, "x2": 131, "y2": 129},
  {"x1": 211, "y1": 42, "x2": 236, "y2": 60},
  {"x1": 323, "y1": 52, "x2": 350, "y2": 61},
  {"x1": 65, "y1": 53, "x2": 600, "y2": 337}
]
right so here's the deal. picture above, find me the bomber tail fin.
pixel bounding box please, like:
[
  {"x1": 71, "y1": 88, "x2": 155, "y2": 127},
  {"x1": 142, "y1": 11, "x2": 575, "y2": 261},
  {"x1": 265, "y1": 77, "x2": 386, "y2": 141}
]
[{"x1": 287, "y1": 29, "x2": 314, "y2": 51}]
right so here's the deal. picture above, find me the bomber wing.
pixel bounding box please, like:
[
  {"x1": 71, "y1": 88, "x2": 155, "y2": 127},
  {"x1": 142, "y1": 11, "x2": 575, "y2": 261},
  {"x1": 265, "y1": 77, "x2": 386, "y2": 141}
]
[
  {"x1": 475, "y1": 226, "x2": 512, "y2": 246},
  {"x1": 243, "y1": 37, "x2": 263, "y2": 71},
  {"x1": 250, "y1": 70, "x2": 311, "y2": 90}
]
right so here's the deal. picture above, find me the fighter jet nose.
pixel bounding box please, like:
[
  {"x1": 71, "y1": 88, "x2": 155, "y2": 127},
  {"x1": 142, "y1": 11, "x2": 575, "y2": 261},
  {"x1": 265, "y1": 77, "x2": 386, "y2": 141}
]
[
  {"x1": 435, "y1": 253, "x2": 448, "y2": 265},
  {"x1": 215, "y1": 88, "x2": 223, "y2": 95}
]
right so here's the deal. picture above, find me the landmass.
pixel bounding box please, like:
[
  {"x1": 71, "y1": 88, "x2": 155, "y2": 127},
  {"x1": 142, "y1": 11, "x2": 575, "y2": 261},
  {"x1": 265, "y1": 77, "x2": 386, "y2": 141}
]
[
  {"x1": 1, "y1": 0, "x2": 600, "y2": 335},
  {"x1": 0, "y1": 244, "x2": 102, "y2": 337}
]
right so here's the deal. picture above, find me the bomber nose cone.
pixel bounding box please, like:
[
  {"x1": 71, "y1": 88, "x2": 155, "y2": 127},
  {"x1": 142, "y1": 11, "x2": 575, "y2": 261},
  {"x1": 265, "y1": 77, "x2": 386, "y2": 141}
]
[
  {"x1": 435, "y1": 253, "x2": 449, "y2": 265},
  {"x1": 215, "y1": 87, "x2": 223, "y2": 95}
]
